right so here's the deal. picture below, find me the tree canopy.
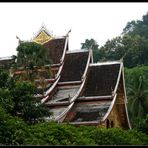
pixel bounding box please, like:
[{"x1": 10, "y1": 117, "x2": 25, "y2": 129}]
[
  {"x1": 125, "y1": 66, "x2": 148, "y2": 123},
  {"x1": 0, "y1": 70, "x2": 51, "y2": 124},
  {"x1": 81, "y1": 12, "x2": 148, "y2": 68},
  {"x1": 122, "y1": 12, "x2": 148, "y2": 39},
  {"x1": 16, "y1": 42, "x2": 50, "y2": 68}
]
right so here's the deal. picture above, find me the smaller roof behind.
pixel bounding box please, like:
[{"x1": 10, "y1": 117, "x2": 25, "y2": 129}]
[
  {"x1": 0, "y1": 57, "x2": 13, "y2": 66},
  {"x1": 59, "y1": 50, "x2": 89, "y2": 82},
  {"x1": 32, "y1": 25, "x2": 67, "y2": 65},
  {"x1": 43, "y1": 38, "x2": 66, "y2": 64}
]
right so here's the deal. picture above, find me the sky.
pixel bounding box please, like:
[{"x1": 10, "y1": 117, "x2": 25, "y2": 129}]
[{"x1": 0, "y1": 2, "x2": 148, "y2": 57}]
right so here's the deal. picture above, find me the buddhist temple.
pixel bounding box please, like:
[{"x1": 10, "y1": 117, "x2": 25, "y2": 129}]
[{"x1": 3, "y1": 26, "x2": 131, "y2": 129}]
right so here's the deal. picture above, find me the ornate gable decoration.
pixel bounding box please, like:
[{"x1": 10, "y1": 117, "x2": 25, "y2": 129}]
[{"x1": 33, "y1": 26, "x2": 53, "y2": 44}]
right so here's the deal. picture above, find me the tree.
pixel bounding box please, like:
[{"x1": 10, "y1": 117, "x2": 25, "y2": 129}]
[
  {"x1": 81, "y1": 39, "x2": 99, "y2": 50},
  {"x1": 0, "y1": 64, "x2": 51, "y2": 124},
  {"x1": 0, "y1": 69, "x2": 16, "y2": 114},
  {"x1": 0, "y1": 69, "x2": 10, "y2": 88},
  {"x1": 11, "y1": 81, "x2": 51, "y2": 123},
  {"x1": 16, "y1": 42, "x2": 50, "y2": 67},
  {"x1": 14, "y1": 42, "x2": 51, "y2": 81},
  {"x1": 80, "y1": 12, "x2": 148, "y2": 67},
  {"x1": 133, "y1": 114, "x2": 148, "y2": 135},
  {"x1": 98, "y1": 36, "x2": 124, "y2": 61},
  {"x1": 0, "y1": 104, "x2": 29, "y2": 145},
  {"x1": 81, "y1": 38, "x2": 100, "y2": 62},
  {"x1": 97, "y1": 35, "x2": 148, "y2": 68},
  {"x1": 122, "y1": 12, "x2": 148, "y2": 39},
  {"x1": 125, "y1": 66, "x2": 148, "y2": 122},
  {"x1": 0, "y1": 88, "x2": 14, "y2": 114}
]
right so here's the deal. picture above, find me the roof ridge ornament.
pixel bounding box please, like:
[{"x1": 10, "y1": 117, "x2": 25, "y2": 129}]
[
  {"x1": 66, "y1": 28, "x2": 71, "y2": 37},
  {"x1": 41, "y1": 22, "x2": 46, "y2": 30},
  {"x1": 16, "y1": 35, "x2": 23, "y2": 44},
  {"x1": 40, "y1": 24, "x2": 53, "y2": 35}
]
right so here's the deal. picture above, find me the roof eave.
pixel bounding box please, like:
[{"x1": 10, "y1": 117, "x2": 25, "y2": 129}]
[{"x1": 101, "y1": 93, "x2": 117, "y2": 122}]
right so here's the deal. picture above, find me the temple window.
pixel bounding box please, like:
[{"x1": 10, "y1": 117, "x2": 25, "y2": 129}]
[
  {"x1": 106, "y1": 119, "x2": 110, "y2": 128},
  {"x1": 111, "y1": 121, "x2": 114, "y2": 128}
]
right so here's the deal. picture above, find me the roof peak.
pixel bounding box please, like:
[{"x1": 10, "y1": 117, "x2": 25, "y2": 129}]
[
  {"x1": 32, "y1": 25, "x2": 70, "y2": 44},
  {"x1": 32, "y1": 25, "x2": 54, "y2": 44},
  {"x1": 40, "y1": 24, "x2": 53, "y2": 36}
]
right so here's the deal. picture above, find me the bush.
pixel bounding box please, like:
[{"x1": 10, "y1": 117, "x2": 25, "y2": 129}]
[
  {"x1": 24, "y1": 122, "x2": 96, "y2": 145},
  {"x1": 0, "y1": 111, "x2": 148, "y2": 145},
  {"x1": 0, "y1": 105, "x2": 28, "y2": 145},
  {"x1": 89, "y1": 128, "x2": 148, "y2": 145}
]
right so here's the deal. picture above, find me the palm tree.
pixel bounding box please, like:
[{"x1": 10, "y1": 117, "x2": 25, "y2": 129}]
[{"x1": 127, "y1": 75, "x2": 148, "y2": 121}]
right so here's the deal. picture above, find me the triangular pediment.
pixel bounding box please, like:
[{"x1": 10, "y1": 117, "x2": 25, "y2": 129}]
[{"x1": 33, "y1": 27, "x2": 53, "y2": 44}]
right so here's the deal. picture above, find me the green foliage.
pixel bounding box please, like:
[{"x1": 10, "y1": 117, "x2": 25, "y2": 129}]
[
  {"x1": 0, "y1": 110, "x2": 148, "y2": 146},
  {"x1": 89, "y1": 127, "x2": 148, "y2": 145},
  {"x1": 21, "y1": 122, "x2": 148, "y2": 145},
  {"x1": 81, "y1": 35, "x2": 148, "y2": 68},
  {"x1": 0, "y1": 88, "x2": 14, "y2": 113},
  {"x1": 0, "y1": 69, "x2": 51, "y2": 124},
  {"x1": 0, "y1": 70, "x2": 15, "y2": 113},
  {"x1": 97, "y1": 35, "x2": 148, "y2": 68},
  {"x1": 0, "y1": 69, "x2": 14, "y2": 89},
  {"x1": 127, "y1": 129, "x2": 148, "y2": 145},
  {"x1": 16, "y1": 42, "x2": 50, "y2": 68},
  {"x1": 98, "y1": 36, "x2": 123, "y2": 61},
  {"x1": 122, "y1": 12, "x2": 148, "y2": 39},
  {"x1": 90, "y1": 128, "x2": 129, "y2": 145},
  {"x1": 24, "y1": 122, "x2": 96, "y2": 145},
  {"x1": 125, "y1": 66, "x2": 148, "y2": 125},
  {"x1": 132, "y1": 114, "x2": 148, "y2": 135},
  {"x1": 81, "y1": 12, "x2": 148, "y2": 68},
  {"x1": 7, "y1": 121, "x2": 148, "y2": 145},
  {"x1": 13, "y1": 42, "x2": 51, "y2": 82},
  {"x1": 11, "y1": 81, "x2": 51, "y2": 123},
  {"x1": 0, "y1": 105, "x2": 28, "y2": 145},
  {"x1": 81, "y1": 38, "x2": 99, "y2": 50},
  {"x1": 81, "y1": 38, "x2": 100, "y2": 63}
]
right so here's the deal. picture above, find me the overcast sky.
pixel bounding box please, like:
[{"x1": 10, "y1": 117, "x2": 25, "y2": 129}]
[{"x1": 0, "y1": 2, "x2": 148, "y2": 57}]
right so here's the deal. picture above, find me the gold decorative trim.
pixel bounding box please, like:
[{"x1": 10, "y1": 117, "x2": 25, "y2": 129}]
[{"x1": 33, "y1": 30, "x2": 53, "y2": 44}]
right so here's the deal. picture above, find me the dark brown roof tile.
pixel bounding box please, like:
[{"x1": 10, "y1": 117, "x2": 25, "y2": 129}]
[
  {"x1": 60, "y1": 51, "x2": 89, "y2": 82},
  {"x1": 82, "y1": 63, "x2": 120, "y2": 96},
  {"x1": 0, "y1": 59, "x2": 13, "y2": 66},
  {"x1": 43, "y1": 38, "x2": 66, "y2": 64}
]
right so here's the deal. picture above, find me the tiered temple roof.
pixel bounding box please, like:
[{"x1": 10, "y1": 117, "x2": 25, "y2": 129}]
[
  {"x1": 59, "y1": 51, "x2": 89, "y2": 82},
  {"x1": 43, "y1": 38, "x2": 67, "y2": 64},
  {"x1": 0, "y1": 57, "x2": 14, "y2": 68},
  {"x1": 82, "y1": 63, "x2": 120, "y2": 96},
  {"x1": 10, "y1": 26, "x2": 131, "y2": 129}
]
